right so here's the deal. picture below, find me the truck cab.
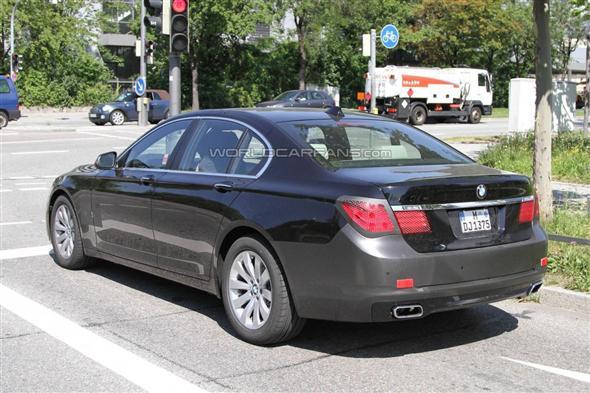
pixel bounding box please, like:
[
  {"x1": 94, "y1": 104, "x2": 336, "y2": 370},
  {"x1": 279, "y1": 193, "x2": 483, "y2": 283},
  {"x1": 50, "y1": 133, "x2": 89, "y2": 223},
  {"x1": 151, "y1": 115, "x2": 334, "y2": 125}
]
[{"x1": 0, "y1": 76, "x2": 21, "y2": 129}]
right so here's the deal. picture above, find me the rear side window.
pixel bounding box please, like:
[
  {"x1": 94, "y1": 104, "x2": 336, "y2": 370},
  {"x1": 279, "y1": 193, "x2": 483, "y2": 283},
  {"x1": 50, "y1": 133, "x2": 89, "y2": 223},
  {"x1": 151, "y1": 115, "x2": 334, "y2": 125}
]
[
  {"x1": 178, "y1": 119, "x2": 244, "y2": 174},
  {"x1": 230, "y1": 132, "x2": 268, "y2": 176},
  {"x1": 280, "y1": 119, "x2": 470, "y2": 168},
  {"x1": 0, "y1": 79, "x2": 10, "y2": 94}
]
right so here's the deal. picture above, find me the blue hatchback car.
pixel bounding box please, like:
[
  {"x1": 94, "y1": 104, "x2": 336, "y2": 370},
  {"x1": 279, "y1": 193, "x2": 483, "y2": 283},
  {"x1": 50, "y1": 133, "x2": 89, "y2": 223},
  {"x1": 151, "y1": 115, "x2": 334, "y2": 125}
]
[
  {"x1": 0, "y1": 76, "x2": 21, "y2": 129},
  {"x1": 89, "y1": 89, "x2": 170, "y2": 126}
]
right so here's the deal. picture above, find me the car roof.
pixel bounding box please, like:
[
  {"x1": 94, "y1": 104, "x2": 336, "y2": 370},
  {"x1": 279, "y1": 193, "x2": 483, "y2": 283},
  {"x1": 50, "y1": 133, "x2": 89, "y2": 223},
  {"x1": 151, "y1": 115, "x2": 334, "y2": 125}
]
[
  {"x1": 147, "y1": 89, "x2": 170, "y2": 99},
  {"x1": 173, "y1": 107, "x2": 391, "y2": 125}
]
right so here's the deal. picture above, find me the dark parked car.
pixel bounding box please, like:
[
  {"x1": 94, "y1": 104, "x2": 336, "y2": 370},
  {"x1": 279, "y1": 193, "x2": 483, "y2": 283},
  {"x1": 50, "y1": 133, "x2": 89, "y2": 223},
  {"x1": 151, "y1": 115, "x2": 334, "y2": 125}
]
[
  {"x1": 89, "y1": 89, "x2": 170, "y2": 126},
  {"x1": 47, "y1": 108, "x2": 547, "y2": 345},
  {"x1": 0, "y1": 75, "x2": 21, "y2": 129},
  {"x1": 256, "y1": 90, "x2": 335, "y2": 108}
]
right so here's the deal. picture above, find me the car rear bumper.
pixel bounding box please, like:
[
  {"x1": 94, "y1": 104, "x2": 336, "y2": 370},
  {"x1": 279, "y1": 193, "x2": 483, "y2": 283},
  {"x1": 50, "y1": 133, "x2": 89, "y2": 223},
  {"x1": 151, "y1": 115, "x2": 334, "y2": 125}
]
[
  {"x1": 8, "y1": 109, "x2": 20, "y2": 121},
  {"x1": 276, "y1": 224, "x2": 547, "y2": 322}
]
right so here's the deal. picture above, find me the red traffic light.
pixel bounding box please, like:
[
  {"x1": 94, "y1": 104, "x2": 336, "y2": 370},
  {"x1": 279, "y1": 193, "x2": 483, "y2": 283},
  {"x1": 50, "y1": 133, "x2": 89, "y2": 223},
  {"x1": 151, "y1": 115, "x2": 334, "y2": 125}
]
[{"x1": 172, "y1": 0, "x2": 187, "y2": 13}]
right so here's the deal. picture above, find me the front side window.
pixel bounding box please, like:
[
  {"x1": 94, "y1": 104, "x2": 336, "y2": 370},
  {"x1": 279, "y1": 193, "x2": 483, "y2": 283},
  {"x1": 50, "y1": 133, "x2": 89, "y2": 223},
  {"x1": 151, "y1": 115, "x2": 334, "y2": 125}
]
[
  {"x1": 178, "y1": 119, "x2": 244, "y2": 174},
  {"x1": 280, "y1": 119, "x2": 470, "y2": 168},
  {"x1": 274, "y1": 91, "x2": 298, "y2": 101},
  {"x1": 0, "y1": 80, "x2": 10, "y2": 94},
  {"x1": 124, "y1": 120, "x2": 192, "y2": 169},
  {"x1": 115, "y1": 91, "x2": 136, "y2": 102},
  {"x1": 478, "y1": 74, "x2": 486, "y2": 87}
]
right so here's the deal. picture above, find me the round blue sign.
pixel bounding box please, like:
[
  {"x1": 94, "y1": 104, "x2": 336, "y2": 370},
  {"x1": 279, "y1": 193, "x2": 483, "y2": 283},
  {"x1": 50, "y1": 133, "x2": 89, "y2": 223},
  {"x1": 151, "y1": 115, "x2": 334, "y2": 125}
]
[
  {"x1": 380, "y1": 24, "x2": 399, "y2": 49},
  {"x1": 134, "y1": 77, "x2": 146, "y2": 96}
]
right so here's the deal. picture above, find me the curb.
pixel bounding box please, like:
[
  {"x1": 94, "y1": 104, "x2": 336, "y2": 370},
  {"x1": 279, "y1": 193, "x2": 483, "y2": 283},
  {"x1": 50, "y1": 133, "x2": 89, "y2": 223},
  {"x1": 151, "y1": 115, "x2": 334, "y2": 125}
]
[{"x1": 539, "y1": 285, "x2": 590, "y2": 313}]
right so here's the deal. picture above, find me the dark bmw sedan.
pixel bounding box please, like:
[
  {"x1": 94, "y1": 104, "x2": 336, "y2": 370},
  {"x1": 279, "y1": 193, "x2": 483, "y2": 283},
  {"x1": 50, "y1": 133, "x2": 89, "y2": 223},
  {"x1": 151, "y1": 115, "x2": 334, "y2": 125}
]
[{"x1": 46, "y1": 108, "x2": 547, "y2": 345}]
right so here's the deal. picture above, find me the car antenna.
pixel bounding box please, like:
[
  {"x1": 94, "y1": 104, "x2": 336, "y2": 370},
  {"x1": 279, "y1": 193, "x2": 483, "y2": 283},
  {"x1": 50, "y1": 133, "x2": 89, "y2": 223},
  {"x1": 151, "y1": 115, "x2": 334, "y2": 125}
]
[{"x1": 325, "y1": 105, "x2": 344, "y2": 119}]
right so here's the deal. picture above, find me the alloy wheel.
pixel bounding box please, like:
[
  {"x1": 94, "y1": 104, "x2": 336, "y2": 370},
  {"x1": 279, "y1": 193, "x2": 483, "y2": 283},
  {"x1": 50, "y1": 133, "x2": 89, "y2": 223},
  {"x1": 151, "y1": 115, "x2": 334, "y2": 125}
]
[
  {"x1": 228, "y1": 250, "x2": 272, "y2": 329},
  {"x1": 111, "y1": 111, "x2": 125, "y2": 125},
  {"x1": 54, "y1": 204, "x2": 75, "y2": 259}
]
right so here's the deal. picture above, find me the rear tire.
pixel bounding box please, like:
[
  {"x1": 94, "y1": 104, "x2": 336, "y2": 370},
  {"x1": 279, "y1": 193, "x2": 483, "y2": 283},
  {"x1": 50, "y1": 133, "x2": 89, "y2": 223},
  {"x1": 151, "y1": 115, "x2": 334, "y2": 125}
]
[
  {"x1": 221, "y1": 236, "x2": 305, "y2": 345},
  {"x1": 50, "y1": 196, "x2": 93, "y2": 270},
  {"x1": 0, "y1": 111, "x2": 8, "y2": 129},
  {"x1": 410, "y1": 105, "x2": 427, "y2": 125},
  {"x1": 468, "y1": 106, "x2": 482, "y2": 124}
]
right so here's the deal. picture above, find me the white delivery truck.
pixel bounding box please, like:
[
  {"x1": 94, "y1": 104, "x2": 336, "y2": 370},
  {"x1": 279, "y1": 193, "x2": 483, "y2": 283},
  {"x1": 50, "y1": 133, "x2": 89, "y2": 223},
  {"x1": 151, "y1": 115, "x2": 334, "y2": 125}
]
[{"x1": 360, "y1": 66, "x2": 493, "y2": 125}]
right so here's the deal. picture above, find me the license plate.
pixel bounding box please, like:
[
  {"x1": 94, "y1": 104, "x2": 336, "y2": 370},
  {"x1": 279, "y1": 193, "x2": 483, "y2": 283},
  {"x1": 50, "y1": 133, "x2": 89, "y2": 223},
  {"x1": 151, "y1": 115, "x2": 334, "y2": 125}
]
[
  {"x1": 459, "y1": 209, "x2": 491, "y2": 233},
  {"x1": 89, "y1": 114, "x2": 97, "y2": 118}
]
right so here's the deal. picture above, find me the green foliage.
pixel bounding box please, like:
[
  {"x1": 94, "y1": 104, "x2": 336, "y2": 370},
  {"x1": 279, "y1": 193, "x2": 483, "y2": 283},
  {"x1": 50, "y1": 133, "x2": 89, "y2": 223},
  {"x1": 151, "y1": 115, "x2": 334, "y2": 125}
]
[
  {"x1": 479, "y1": 132, "x2": 590, "y2": 184},
  {"x1": 3, "y1": 0, "x2": 114, "y2": 107}
]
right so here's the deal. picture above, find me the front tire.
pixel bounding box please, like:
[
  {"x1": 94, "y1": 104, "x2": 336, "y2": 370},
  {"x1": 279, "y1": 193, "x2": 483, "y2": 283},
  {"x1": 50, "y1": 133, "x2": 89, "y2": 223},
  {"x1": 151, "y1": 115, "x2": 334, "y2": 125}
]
[
  {"x1": 468, "y1": 106, "x2": 482, "y2": 124},
  {"x1": 222, "y1": 236, "x2": 305, "y2": 345},
  {"x1": 109, "y1": 110, "x2": 126, "y2": 126},
  {"x1": 50, "y1": 196, "x2": 93, "y2": 270}
]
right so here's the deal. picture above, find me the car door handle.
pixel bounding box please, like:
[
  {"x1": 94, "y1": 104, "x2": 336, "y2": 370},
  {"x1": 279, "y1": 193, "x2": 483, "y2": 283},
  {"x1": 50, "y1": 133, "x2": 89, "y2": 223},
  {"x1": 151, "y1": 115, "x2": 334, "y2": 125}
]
[
  {"x1": 214, "y1": 182, "x2": 233, "y2": 192},
  {"x1": 140, "y1": 175, "x2": 155, "y2": 185}
]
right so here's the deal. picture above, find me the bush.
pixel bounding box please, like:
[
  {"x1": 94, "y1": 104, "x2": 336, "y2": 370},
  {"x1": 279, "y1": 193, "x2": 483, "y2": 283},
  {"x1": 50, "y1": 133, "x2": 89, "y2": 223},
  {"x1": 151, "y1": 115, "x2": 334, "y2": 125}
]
[{"x1": 479, "y1": 132, "x2": 590, "y2": 184}]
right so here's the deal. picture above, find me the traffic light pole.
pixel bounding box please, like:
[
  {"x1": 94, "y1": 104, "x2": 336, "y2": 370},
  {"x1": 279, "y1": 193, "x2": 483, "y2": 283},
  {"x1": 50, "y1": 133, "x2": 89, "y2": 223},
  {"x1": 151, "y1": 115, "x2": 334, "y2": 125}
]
[
  {"x1": 9, "y1": 0, "x2": 20, "y2": 79},
  {"x1": 169, "y1": 53, "x2": 181, "y2": 116},
  {"x1": 138, "y1": 0, "x2": 148, "y2": 126}
]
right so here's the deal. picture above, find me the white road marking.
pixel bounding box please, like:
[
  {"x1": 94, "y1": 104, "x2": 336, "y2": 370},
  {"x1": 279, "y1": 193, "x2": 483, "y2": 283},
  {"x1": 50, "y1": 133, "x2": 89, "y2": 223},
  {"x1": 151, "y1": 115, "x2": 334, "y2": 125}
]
[
  {"x1": 8, "y1": 176, "x2": 34, "y2": 180},
  {"x1": 18, "y1": 187, "x2": 49, "y2": 191},
  {"x1": 0, "y1": 284, "x2": 208, "y2": 393},
  {"x1": 11, "y1": 150, "x2": 69, "y2": 155},
  {"x1": 15, "y1": 182, "x2": 47, "y2": 186},
  {"x1": 0, "y1": 245, "x2": 52, "y2": 260},
  {"x1": 0, "y1": 189, "x2": 13, "y2": 193},
  {"x1": 78, "y1": 131, "x2": 136, "y2": 141},
  {"x1": 502, "y1": 357, "x2": 590, "y2": 384},
  {"x1": 42, "y1": 175, "x2": 59, "y2": 178},
  {"x1": 0, "y1": 137, "x2": 102, "y2": 145},
  {"x1": 0, "y1": 131, "x2": 19, "y2": 135},
  {"x1": 0, "y1": 221, "x2": 33, "y2": 226}
]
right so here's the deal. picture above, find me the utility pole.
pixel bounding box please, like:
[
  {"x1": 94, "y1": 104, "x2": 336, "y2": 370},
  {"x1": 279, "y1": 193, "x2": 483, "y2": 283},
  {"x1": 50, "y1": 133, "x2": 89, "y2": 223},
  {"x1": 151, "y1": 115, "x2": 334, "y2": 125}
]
[
  {"x1": 138, "y1": 0, "x2": 148, "y2": 126},
  {"x1": 369, "y1": 29, "x2": 377, "y2": 114},
  {"x1": 9, "y1": 0, "x2": 19, "y2": 80},
  {"x1": 169, "y1": 53, "x2": 181, "y2": 116}
]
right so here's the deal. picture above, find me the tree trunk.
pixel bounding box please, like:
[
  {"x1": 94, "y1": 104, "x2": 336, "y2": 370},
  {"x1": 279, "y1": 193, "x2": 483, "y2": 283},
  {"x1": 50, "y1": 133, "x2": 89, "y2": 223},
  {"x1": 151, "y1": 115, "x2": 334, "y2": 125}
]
[
  {"x1": 295, "y1": 15, "x2": 306, "y2": 90},
  {"x1": 191, "y1": 57, "x2": 199, "y2": 111},
  {"x1": 533, "y1": 0, "x2": 553, "y2": 221}
]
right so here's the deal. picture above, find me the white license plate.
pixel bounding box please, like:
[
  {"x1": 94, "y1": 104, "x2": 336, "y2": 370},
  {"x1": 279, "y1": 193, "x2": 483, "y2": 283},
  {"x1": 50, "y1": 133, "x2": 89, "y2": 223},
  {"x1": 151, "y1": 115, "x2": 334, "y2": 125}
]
[
  {"x1": 459, "y1": 209, "x2": 491, "y2": 233},
  {"x1": 89, "y1": 113, "x2": 97, "y2": 118}
]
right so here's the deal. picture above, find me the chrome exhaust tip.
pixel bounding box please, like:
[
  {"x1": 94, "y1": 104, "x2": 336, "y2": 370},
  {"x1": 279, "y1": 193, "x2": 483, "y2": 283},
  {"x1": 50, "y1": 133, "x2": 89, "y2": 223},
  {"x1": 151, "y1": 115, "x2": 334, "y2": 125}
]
[
  {"x1": 528, "y1": 281, "x2": 543, "y2": 295},
  {"x1": 392, "y1": 304, "x2": 424, "y2": 319}
]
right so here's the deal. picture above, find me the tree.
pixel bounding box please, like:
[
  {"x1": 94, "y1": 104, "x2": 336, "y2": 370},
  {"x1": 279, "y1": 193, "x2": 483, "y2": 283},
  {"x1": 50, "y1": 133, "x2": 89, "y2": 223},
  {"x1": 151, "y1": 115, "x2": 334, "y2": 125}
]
[
  {"x1": 533, "y1": 0, "x2": 553, "y2": 221},
  {"x1": 551, "y1": 0, "x2": 586, "y2": 78}
]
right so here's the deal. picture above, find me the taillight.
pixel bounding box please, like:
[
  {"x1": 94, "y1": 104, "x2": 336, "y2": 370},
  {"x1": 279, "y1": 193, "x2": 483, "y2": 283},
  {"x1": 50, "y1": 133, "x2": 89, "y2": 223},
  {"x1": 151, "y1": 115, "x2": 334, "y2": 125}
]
[
  {"x1": 340, "y1": 199, "x2": 395, "y2": 234},
  {"x1": 519, "y1": 199, "x2": 535, "y2": 223},
  {"x1": 393, "y1": 211, "x2": 431, "y2": 234}
]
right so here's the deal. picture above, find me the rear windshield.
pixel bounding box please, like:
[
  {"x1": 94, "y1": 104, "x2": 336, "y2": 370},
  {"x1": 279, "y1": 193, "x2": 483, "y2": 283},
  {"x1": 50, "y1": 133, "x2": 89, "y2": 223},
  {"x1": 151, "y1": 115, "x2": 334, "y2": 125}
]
[{"x1": 280, "y1": 119, "x2": 470, "y2": 168}]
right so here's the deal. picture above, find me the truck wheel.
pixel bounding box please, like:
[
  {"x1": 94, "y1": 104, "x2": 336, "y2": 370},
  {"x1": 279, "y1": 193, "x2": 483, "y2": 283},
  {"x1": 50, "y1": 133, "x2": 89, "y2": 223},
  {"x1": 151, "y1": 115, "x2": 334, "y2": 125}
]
[
  {"x1": 0, "y1": 111, "x2": 8, "y2": 129},
  {"x1": 468, "y1": 107, "x2": 482, "y2": 124},
  {"x1": 410, "y1": 105, "x2": 427, "y2": 126}
]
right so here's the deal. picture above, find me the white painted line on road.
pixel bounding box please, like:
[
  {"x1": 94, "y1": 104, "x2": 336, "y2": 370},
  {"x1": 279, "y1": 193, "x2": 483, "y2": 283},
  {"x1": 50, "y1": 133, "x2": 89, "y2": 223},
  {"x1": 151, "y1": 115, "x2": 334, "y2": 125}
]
[
  {"x1": 0, "y1": 245, "x2": 52, "y2": 260},
  {"x1": 18, "y1": 187, "x2": 49, "y2": 191},
  {"x1": 501, "y1": 357, "x2": 590, "y2": 384},
  {"x1": 11, "y1": 150, "x2": 69, "y2": 155},
  {"x1": 15, "y1": 182, "x2": 47, "y2": 186},
  {"x1": 42, "y1": 175, "x2": 59, "y2": 179},
  {"x1": 78, "y1": 131, "x2": 136, "y2": 141},
  {"x1": 8, "y1": 176, "x2": 34, "y2": 180},
  {"x1": 0, "y1": 189, "x2": 13, "y2": 193},
  {"x1": 0, "y1": 131, "x2": 19, "y2": 136},
  {"x1": 0, "y1": 284, "x2": 208, "y2": 393},
  {"x1": 0, "y1": 221, "x2": 33, "y2": 226},
  {"x1": 0, "y1": 137, "x2": 102, "y2": 145}
]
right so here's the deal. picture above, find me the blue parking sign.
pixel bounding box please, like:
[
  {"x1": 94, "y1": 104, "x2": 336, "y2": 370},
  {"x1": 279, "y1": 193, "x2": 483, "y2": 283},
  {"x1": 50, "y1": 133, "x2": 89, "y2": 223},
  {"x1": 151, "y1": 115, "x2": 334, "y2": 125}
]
[
  {"x1": 380, "y1": 24, "x2": 399, "y2": 49},
  {"x1": 134, "y1": 77, "x2": 146, "y2": 96}
]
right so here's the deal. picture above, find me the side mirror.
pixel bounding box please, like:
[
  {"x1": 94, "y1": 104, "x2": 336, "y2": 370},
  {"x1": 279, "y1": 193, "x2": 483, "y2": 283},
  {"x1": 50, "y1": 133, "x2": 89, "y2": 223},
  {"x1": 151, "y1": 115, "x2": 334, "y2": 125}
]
[{"x1": 95, "y1": 152, "x2": 117, "y2": 169}]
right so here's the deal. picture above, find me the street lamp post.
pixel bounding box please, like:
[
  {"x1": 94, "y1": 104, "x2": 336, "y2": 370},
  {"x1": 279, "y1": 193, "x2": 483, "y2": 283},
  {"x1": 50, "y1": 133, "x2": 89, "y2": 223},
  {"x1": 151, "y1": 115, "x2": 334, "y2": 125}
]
[{"x1": 9, "y1": 0, "x2": 20, "y2": 79}]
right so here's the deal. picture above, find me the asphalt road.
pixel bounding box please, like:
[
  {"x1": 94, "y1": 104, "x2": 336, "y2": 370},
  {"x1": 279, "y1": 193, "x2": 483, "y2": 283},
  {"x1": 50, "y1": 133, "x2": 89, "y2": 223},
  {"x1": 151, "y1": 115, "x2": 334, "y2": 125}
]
[{"x1": 1, "y1": 113, "x2": 589, "y2": 392}]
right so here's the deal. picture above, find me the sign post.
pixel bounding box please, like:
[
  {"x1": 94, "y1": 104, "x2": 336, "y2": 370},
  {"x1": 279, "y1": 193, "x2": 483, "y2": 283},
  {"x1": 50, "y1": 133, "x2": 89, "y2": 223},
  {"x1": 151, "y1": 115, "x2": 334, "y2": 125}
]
[{"x1": 369, "y1": 29, "x2": 376, "y2": 114}]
